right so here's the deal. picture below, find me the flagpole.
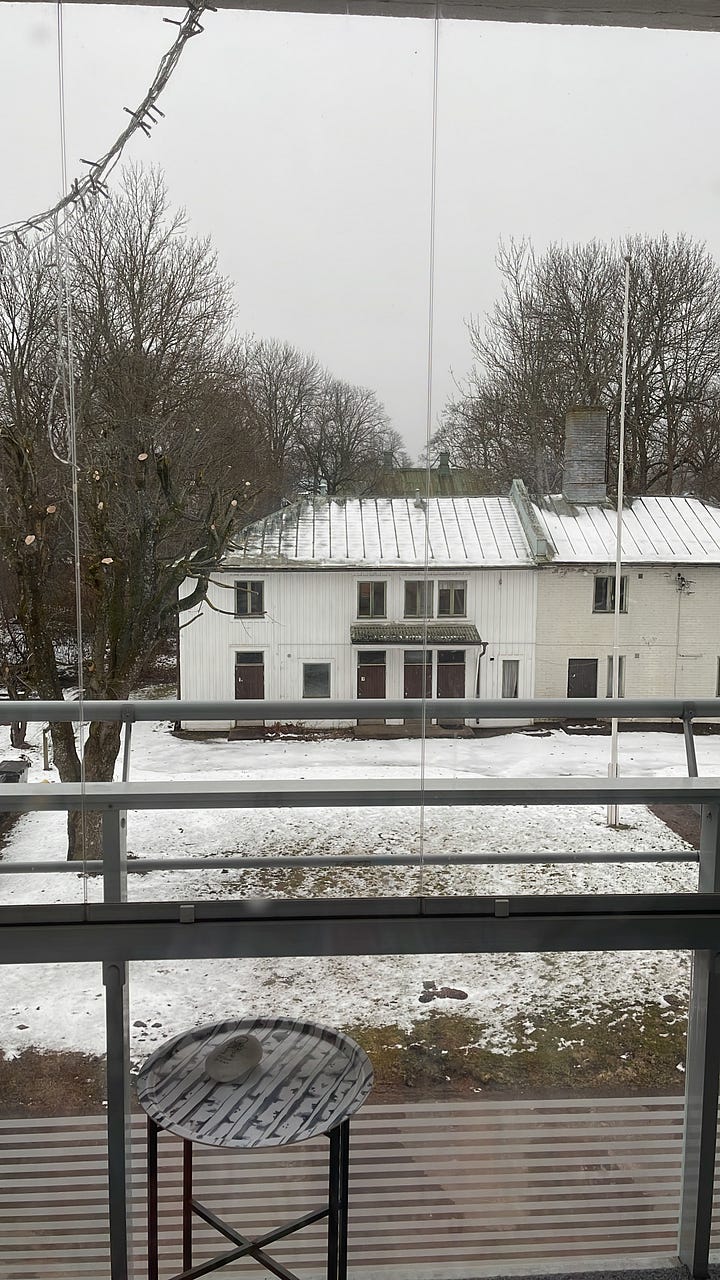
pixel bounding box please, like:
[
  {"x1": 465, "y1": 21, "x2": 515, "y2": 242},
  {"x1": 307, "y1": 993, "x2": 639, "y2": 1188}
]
[{"x1": 608, "y1": 254, "x2": 631, "y2": 827}]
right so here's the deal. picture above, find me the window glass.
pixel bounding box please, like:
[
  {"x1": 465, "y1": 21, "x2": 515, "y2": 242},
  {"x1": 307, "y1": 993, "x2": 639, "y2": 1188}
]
[
  {"x1": 404, "y1": 580, "x2": 433, "y2": 618},
  {"x1": 235, "y1": 580, "x2": 264, "y2": 617},
  {"x1": 606, "y1": 654, "x2": 626, "y2": 697},
  {"x1": 303, "y1": 662, "x2": 331, "y2": 698},
  {"x1": 593, "y1": 575, "x2": 628, "y2": 613},
  {"x1": 437, "y1": 580, "x2": 466, "y2": 616},
  {"x1": 502, "y1": 658, "x2": 520, "y2": 698},
  {"x1": 357, "y1": 581, "x2": 386, "y2": 618}
]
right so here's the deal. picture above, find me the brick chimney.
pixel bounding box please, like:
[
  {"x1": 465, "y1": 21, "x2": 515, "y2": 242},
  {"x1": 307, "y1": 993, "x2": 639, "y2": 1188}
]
[
  {"x1": 437, "y1": 450, "x2": 450, "y2": 476},
  {"x1": 562, "y1": 407, "x2": 608, "y2": 503}
]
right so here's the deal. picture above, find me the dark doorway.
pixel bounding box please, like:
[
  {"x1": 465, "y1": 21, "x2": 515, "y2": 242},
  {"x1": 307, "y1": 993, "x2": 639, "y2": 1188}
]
[
  {"x1": 404, "y1": 649, "x2": 431, "y2": 723},
  {"x1": 567, "y1": 658, "x2": 598, "y2": 698},
  {"x1": 357, "y1": 651, "x2": 386, "y2": 724},
  {"x1": 404, "y1": 650, "x2": 432, "y2": 700},
  {"x1": 437, "y1": 650, "x2": 465, "y2": 726},
  {"x1": 357, "y1": 651, "x2": 386, "y2": 699},
  {"x1": 235, "y1": 651, "x2": 265, "y2": 700}
]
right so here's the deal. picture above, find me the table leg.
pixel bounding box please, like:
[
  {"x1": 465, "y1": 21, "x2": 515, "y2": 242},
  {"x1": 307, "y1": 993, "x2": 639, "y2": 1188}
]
[
  {"x1": 327, "y1": 1119, "x2": 350, "y2": 1280},
  {"x1": 147, "y1": 1116, "x2": 159, "y2": 1280},
  {"x1": 183, "y1": 1140, "x2": 193, "y2": 1271}
]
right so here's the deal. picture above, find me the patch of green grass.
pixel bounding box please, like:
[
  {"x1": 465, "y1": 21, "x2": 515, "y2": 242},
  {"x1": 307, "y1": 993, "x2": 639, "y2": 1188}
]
[{"x1": 346, "y1": 1000, "x2": 688, "y2": 1100}]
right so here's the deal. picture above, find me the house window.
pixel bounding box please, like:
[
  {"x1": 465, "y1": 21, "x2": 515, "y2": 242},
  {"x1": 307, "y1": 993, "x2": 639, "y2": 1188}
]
[
  {"x1": 235, "y1": 580, "x2": 264, "y2": 617},
  {"x1": 593, "y1": 575, "x2": 628, "y2": 613},
  {"x1": 606, "y1": 655, "x2": 626, "y2": 697},
  {"x1": 303, "y1": 662, "x2": 331, "y2": 698},
  {"x1": 438, "y1": 580, "x2": 467, "y2": 617},
  {"x1": 357, "y1": 581, "x2": 386, "y2": 618},
  {"x1": 501, "y1": 659, "x2": 520, "y2": 699},
  {"x1": 404, "y1": 580, "x2": 433, "y2": 618}
]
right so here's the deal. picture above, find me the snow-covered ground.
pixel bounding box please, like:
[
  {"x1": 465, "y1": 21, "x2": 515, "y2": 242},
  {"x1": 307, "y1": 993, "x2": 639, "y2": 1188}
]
[{"x1": 0, "y1": 720, "x2": 711, "y2": 1063}]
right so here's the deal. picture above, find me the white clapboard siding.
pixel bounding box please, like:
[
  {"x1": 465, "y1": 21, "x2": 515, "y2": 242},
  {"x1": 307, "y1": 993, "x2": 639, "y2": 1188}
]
[{"x1": 1, "y1": 1096, "x2": 711, "y2": 1280}]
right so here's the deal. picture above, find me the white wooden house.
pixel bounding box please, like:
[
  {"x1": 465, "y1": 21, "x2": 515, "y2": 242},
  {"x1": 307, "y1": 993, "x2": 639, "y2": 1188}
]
[
  {"x1": 532, "y1": 495, "x2": 720, "y2": 703},
  {"x1": 178, "y1": 496, "x2": 538, "y2": 728},
  {"x1": 179, "y1": 410, "x2": 720, "y2": 729}
]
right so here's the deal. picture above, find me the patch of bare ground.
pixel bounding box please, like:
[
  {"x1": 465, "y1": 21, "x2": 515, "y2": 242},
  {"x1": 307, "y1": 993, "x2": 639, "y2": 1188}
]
[
  {"x1": 1, "y1": 1002, "x2": 688, "y2": 1116},
  {"x1": 649, "y1": 804, "x2": 700, "y2": 849},
  {"x1": 0, "y1": 1048, "x2": 106, "y2": 1117}
]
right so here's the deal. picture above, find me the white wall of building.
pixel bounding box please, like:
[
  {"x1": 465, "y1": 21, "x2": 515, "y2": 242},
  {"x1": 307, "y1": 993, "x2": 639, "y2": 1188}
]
[
  {"x1": 535, "y1": 562, "x2": 720, "y2": 706},
  {"x1": 179, "y1": 566, "x2": 537, "y2": 728}
]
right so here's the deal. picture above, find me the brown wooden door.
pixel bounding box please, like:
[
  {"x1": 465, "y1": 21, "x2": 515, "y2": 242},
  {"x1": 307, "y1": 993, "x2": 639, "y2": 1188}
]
[
  {"x1": 436, "y1": 650, "x2": 465, "y2": 698},
  {"x1": 235, "y1": 652, "x2": 265, "y2": 700},
  {"x1": 436, "y1": 650, "x2": 465, "y2": 726},
  {"x1": 404, "y1": 651, "x2": 431, "y2": 703},
  {"x1": 567, "y1": 658, "x2": 597, "y2": 697},
  {"x1": 357, "y1": 652, "x2": 386, "y2": 699}
]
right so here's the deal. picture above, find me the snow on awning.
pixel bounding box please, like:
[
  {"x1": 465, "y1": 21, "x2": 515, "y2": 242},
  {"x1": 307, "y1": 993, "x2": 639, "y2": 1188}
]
[{"x1": 350, "y1": 623, "x2": 484, "y2": 645}]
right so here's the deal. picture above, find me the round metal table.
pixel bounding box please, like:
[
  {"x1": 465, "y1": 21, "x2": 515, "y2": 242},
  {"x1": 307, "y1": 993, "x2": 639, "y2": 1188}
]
[{"x1": 137, "y1": 1017, "x2": 374, "y2": 1280}]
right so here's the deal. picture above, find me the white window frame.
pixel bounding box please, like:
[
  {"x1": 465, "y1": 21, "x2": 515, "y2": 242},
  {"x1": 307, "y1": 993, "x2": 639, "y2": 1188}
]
[
  {"x1": 235, "y1": 579, "x2": 265, "y2": 618},
  {"x1": 302, "y1": 660, "x2": 332, "y2": 699},
  {"x1": 593, "y1": 574, "x2": 628, "y2": 614},
  {"x1": 437, "y1": 580, "x2": 467, "y2": 618},
  {"x1": 501, "y1": 658, "x2": 520, "y2": 699},
  {"x1": 404, "y1": 580, "x2": 434, "y2": 618},
  {"x1": 606, "y1": 654, "x2": 626, "y2": 697},
  {"x1": 357, "y1": 580, "x2": 387, "y2": 619}
]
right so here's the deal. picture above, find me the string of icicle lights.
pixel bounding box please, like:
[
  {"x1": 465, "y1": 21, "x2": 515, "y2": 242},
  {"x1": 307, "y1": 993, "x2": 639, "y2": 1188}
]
[{"x1": 0, "y1": 1, "x2": 213, "y2": 254}]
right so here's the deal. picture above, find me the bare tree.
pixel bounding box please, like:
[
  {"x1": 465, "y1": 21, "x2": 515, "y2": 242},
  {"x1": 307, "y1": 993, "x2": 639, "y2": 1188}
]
[
  {"x1": 239, "y1": 337, "x2": 321, "y2": 507},
  {"x1": 438, "y1": 235, "x2": 720, "y2": 497},
  {"x1": 0, "y1": 169, "x2": 257, "y2": 858},
  {"x1": 296, "y1": 377, "x2": 390, "y2": 495}
]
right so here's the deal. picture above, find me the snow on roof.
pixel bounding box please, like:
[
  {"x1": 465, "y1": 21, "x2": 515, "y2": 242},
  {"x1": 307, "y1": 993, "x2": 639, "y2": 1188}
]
[
  {"x1": 226, "y1": 497, "x2": 534, "y2": 568},
  {"x1": 533, "y1": 495, "x2": 720, "y2": 564}
]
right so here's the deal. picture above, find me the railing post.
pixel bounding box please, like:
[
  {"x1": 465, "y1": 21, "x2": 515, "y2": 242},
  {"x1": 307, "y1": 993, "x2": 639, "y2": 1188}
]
[
  {"x1": 679, "y1": 802, "x2": 720, "y2": 1276},
  {"x1": 102, "y1": 807, "x2": 131, "y2": 1280}
]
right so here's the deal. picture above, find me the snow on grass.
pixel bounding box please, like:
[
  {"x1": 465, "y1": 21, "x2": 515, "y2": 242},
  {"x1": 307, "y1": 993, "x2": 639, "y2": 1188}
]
[{"x1": 0, "y1": 721, "x2": 708, "y2": 1063}]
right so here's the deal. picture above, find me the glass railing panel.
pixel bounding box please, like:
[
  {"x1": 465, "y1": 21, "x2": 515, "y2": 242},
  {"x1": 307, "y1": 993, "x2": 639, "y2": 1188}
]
[
  {"x1": 0, "y1": 962, "x2": 110, "y2": 1280},
  {"x1": 128, "y1": 950, "x2": 689, "y2": 1277}
]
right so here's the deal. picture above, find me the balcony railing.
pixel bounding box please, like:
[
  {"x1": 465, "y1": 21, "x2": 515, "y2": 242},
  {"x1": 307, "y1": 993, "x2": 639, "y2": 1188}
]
[{"x1": 1, "y1": 696, "x2": 719, "y2": 1280}]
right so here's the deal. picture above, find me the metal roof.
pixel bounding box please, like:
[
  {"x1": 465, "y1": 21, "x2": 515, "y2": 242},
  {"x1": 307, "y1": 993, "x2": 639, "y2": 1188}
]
[
  {"x1": 351, "y1": 623, "x2": 483, "y2": 644},
  {"x1": 34, "y1": 0, "x2": 720, "y2": 34},
  {"x1": 532, "y1": 495, "x2": 720, "y2": 564},
  {"x1": 228, "y1": 497, "x2": 534, "y2": 568}
]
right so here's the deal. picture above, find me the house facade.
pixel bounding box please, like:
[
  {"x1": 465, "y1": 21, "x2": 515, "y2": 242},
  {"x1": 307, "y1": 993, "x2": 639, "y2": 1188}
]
[
  {"x1": 532, "y1": 495, "x2": 720, "y2": 702},
  {"x1": 179, "y1": 496, "x2": 538, "y2": 728},
  {"x1": 179, "y1": 411, "x2": 720, "y2": 728}
]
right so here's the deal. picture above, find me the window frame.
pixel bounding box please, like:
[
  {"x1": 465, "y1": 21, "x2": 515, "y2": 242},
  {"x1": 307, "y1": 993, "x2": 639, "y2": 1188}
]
[
  {"x1": 501, "y1": 658, "x2": 520, "y2": 699},
  {"x1": 593, "y1": 574, "x2": 628, "y2": 614},
  {"x1": 357, "y1": 580, "x2": 387, "y2": 619},
  {"x1": 302, "y1": 661, "x2": 331, "y2": 699},
  {"x1": 235, "y1": 579, "x2": 265, "y2": 618},
  {"x1": 606, "y1": 654, "x2": 626, "y2": 697},
  {"x1": 404, "y1": 579, "x2": 434, "y2": 618},
  {"x1": 437, "y1": 579, "x2": 467, "y2": 618}
]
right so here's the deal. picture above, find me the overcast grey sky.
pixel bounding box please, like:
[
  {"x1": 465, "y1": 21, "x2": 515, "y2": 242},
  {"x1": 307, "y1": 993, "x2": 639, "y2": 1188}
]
[{"x1": 2, "y1": 3, "x2": 720, "y2": 459}]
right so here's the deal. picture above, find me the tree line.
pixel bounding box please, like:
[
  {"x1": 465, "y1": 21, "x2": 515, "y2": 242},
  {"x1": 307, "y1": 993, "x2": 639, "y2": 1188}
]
[
  {"x1": 435, "y1": 235, "x2": 720, "y2": 499},
  {"x1": 0, "y1": 167, "x2": 398, "y2": 856}
]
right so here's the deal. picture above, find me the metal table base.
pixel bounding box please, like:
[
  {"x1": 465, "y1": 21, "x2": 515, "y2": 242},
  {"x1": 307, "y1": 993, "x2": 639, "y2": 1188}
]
[{"x1": 147, "y1": 1114, "x2": 350, "y2": 1280}]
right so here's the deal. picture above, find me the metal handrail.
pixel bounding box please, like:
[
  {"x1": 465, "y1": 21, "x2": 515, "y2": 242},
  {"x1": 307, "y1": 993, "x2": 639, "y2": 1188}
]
[{"x1": 0, "y1": 695, "x2": 719, "y2": 721}]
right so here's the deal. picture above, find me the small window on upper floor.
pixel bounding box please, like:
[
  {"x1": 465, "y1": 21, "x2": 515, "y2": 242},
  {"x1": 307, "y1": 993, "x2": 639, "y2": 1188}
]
[
  {"x1": 235, "y1": 580, "x2": 265, "y2": 617},
  {"x1": 438, "y1": 580, "x2": 467, "y2": 617},
  {"x1": 404, "y1": 580, "x2": 433, "y2": 618},
  {"x1": 357, "y1": 581, "x2": 386, "y2": 618},
  {"x1": 593, "y1": 575, "x2": 628, "y2": 613}
]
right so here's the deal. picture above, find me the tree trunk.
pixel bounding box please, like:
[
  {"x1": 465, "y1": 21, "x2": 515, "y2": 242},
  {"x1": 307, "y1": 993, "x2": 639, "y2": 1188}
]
[{"x1": 66, "y1": 719, "x2": 123, "y2": 862}]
